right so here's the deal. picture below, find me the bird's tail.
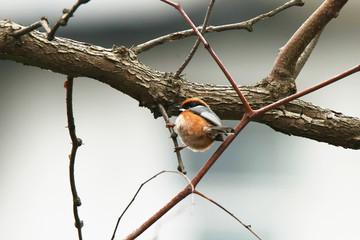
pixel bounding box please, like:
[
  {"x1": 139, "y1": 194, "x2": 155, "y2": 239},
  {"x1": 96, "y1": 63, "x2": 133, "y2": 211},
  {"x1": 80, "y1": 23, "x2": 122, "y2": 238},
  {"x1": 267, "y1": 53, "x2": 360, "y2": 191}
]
[{"x1": 206, "y1": 126, "x2": 235, "y2": 141}]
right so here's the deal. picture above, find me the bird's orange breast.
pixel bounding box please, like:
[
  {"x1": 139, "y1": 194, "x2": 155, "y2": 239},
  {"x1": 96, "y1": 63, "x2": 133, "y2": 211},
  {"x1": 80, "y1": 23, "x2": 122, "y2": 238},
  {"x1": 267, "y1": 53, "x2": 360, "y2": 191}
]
[{"x1": 175, "y1": 110, "x2": 214, "y2": 151}]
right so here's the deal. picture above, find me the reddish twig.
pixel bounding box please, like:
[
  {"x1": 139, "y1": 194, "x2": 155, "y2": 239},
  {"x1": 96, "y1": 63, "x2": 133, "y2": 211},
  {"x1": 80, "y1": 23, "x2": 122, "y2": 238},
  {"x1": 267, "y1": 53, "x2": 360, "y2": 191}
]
[
  {"x1": 125, "y1": 1, "x2": 358, "y2": 239},
  {"x1": 65, "y1": 76, "x2": 83, "y2": 240},
  {"x1": 250, "y1": 64, "x2": 360, "y2": 118},
  {"x1": 194, "y1": 190, "x2": 262, "y2": 240},
  {"x1": 124, "y1": 115, "x2": 250, "y2": 240},
  {"x1": 161, "y1": 0, "x2": 253, "y2": 114}
]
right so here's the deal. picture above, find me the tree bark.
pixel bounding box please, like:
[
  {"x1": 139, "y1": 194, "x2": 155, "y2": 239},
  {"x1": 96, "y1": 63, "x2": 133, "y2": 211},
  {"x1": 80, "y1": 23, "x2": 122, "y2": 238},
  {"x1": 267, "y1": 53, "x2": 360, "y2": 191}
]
[{"x1": 1, "y1": 20, "x2": 359, "y2": 149}]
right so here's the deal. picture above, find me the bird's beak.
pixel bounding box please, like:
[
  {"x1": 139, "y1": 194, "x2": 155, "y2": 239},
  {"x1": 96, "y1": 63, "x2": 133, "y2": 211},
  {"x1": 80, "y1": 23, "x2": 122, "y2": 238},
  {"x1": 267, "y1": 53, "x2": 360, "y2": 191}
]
[{"x1": 174, "y1": 105, "x2": 185, "y2": 115}]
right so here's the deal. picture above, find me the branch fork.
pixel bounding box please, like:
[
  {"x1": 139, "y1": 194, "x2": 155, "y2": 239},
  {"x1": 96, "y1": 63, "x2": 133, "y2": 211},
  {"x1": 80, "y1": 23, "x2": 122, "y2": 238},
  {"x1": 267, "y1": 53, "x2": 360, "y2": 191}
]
[
  {"x1": 0, "y1": 0, "x2": 356, "y2": 239},
  {"x1": 12, "y1": 0, "x2": 89, "y2": 40},
  {"x1": 125, "y1": 0, "x2": 357, "y2": 238}
]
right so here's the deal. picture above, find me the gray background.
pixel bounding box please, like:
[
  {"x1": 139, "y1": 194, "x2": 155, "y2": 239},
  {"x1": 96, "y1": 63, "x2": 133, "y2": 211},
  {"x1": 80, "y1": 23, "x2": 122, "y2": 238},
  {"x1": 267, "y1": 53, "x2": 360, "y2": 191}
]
[{"x1": 1, "y1": 0, "x2": 359, "y2": 239}]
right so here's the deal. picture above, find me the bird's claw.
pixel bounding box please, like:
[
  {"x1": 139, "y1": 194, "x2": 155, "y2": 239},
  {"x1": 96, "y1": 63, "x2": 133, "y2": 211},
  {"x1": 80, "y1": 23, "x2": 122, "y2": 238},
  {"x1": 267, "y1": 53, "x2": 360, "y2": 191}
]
[{"x1": 174, "y1": 146, "x2": 187, "y2": 152}]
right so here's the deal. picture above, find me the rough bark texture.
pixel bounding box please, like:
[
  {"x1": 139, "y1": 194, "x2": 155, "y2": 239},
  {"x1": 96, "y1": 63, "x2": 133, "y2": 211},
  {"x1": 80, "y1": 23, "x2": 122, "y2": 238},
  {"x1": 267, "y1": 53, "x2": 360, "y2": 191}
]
[{"x1": 1, "y1": 20, "x2": 360, "y2": 149}]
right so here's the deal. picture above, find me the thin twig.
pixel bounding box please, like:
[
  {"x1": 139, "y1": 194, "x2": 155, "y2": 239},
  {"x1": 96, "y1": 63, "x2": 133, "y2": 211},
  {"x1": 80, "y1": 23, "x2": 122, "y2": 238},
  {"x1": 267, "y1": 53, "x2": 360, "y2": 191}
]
[
  {"x1": 293, "y1": 30, "x2": 323, "y2": 79},
  {"x1": 250, "y1": 64, "x2": 360, "y2": 118},
  {"x1": 12, "y1": 17, "x2": 51, "y2": 38},
  {"x1": 124, "y1": 1, "x2": 357, "y2": 238},
  {"x1": 161, "y1": 0, "x2": 252, "y2": 114},
  {"x1": 48, "y1": 0, "x2": 90, "y2": 40},
  {"x1": 247, "y1": 0, "x2": 304, "y2": 29},
  {"x1": 12, "y1": 0, "x2": 89, "y2": 40},
  {"x1": 157, "y1": 104, "x2": 186, "y2": 174},
  {"x1": 111, "y1": 170, "x2": 193, "y2": 240},
  {"x1": 194, "y1": 190, "x2": 262, "y2": 240},
  {"x1": 124, "y1": 115, "x2": 251, "y2": 240},
  {"x1": 174, "y1": 0, "x2": 216, "y2": 78},
  {"x1": 132, "y1": 0, "x2": 304, "y2": 54},
  {"x1": 65, "y1": 76, "x2": 83, "y2": 240}
]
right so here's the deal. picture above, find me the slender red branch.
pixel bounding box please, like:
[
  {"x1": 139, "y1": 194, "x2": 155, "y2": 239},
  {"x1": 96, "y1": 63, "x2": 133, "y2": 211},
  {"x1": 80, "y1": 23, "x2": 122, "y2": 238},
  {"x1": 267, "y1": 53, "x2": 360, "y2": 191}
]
[
  {"x1": 161, "y1": 0, "x2": 253, "y2": 114},
  {"x1": 124, "y1": 63, "x2": 360, "y2": 239},
  {"x1": 250, "y1": 64, "x2": 360, "y2": 118},
  {"x1": 125, "y1": 2, "x2": 358, "y2": 239},
  {"x1": 124, "y1": 116, "x2": 250, "y2": 239},
  {"x1": 192, "y1": 115, "x2": 250, "y2": 187}
]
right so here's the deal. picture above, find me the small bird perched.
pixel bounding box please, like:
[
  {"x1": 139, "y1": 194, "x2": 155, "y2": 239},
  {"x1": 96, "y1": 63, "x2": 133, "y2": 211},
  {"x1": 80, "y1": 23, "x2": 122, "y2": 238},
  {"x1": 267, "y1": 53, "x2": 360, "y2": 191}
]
[{"x1": 175, "y1": 98, "x2": 234, "y2": 152}]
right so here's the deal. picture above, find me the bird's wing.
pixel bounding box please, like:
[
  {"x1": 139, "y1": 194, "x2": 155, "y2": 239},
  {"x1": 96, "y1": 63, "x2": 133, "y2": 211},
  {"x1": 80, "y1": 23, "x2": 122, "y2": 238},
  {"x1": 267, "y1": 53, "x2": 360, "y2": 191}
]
[{"x1": 189, "y1": 106, "x2": 222, "y2": 126}]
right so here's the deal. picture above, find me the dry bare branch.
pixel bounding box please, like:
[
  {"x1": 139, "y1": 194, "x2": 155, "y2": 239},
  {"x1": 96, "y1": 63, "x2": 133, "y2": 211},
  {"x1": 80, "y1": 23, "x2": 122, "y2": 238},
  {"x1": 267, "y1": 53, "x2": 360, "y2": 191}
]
[
  {"x1": 293, "y1": 30, "x2": 323, "y2": 79},
  {"x1": 269, "y1": 0, "x2": 348, "y2": 81},
  {"x1": 48, "y1": 0, "x2": 90, "y2": 40},
  {"x1": 132, "y1": 0, "x2": 304, "y2": 54},
  {"x1": 12, "y1": 0, "x2": 89, "y2": 40},
  {"x1": 173, "y1": 0, "x2": 216, "y2": 78},
  {"x1": 194, "y1": 190, "x2": 262, "y2": 240},
  {"x1": 158, "y1": 103, "x2": 186, "y2": 173},
  {"x1": 65, "y1": 76, "x2": 83, "y2": 240},
  {"x1": 1, "y1": 20, "x2": 359, "y2": 149}
]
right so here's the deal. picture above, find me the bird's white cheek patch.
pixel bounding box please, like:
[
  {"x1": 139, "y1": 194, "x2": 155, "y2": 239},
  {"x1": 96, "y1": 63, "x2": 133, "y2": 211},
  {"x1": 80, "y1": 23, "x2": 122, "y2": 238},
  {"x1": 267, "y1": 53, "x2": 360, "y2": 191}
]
[{"x1": 176, "y1": 114, "x2": 191, "y2": 134}]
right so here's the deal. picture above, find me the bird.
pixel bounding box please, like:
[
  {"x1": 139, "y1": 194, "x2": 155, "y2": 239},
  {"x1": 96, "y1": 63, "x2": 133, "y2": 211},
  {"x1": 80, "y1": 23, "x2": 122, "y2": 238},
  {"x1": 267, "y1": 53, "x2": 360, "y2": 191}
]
[{"x1": 174, "y1": 98, "x2": 234, "y2": 152}]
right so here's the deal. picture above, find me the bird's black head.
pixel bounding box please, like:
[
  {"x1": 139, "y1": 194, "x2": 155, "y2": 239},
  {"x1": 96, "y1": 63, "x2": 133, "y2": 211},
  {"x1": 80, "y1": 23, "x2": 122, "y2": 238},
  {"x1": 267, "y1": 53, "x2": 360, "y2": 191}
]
[{"x1": 180, "y1": 98, "x2": 209, "y2": 111}]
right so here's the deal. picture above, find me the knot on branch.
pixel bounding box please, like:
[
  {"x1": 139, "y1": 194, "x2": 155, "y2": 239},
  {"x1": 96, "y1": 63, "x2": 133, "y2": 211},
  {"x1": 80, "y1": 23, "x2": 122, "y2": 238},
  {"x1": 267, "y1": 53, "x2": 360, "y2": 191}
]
[
  {"x1": 261, "y1": 68, "x2": 297, "y2": 100},
  {"x1": 74, "y1": 196, "x2": 82, "y2": 206},
  {"x1": 146, "y1": 74, "x2": 184, "y2": 119},
  {"x1": 74, "y1": 220, "x2": 84, "y2": 229},
  {"x1": 113, "y1": 45, "x2": 137, "y2": 60},
  {"x1": 76, "y1": 138, "x2": 83, "y2": 146}
]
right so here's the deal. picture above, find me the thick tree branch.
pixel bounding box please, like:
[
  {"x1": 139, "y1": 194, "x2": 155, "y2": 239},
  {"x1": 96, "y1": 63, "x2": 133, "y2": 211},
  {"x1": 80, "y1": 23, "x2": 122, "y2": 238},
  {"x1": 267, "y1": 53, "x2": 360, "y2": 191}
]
[
  {"x1": 269, "y1": 0, "x2": 348, "y2": 80},
  {"x1": 1, "y1": 20, "x2": 359, "y2": 149}
]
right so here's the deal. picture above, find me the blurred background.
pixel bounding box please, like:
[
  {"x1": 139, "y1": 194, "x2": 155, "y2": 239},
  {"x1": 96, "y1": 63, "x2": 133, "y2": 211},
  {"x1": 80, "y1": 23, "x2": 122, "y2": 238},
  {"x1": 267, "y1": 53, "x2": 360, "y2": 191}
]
[{"x1": 1, "y1": 0, "x2": 360, "y2": 239}]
